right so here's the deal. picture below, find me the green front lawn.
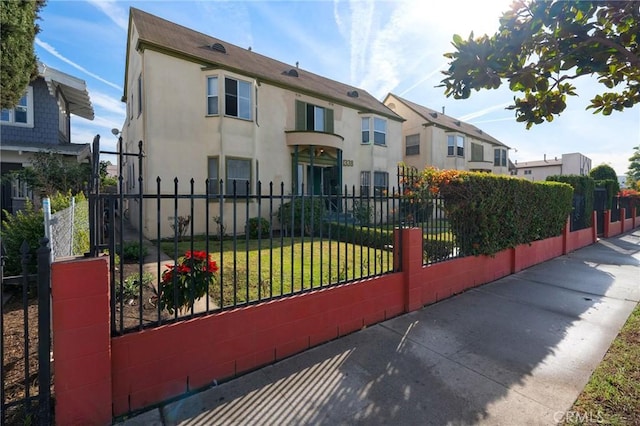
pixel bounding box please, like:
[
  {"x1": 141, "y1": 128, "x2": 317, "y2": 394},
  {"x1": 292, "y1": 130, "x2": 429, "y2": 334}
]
[{"x1": 160, "y1": 237, "x2": 394, "y2": 307}]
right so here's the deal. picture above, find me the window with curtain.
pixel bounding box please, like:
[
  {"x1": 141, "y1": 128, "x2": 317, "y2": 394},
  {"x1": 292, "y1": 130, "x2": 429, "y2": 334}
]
[
  {"x1": 405, "y1": 134, "x2": 420, "y2": 156},
  {"x1": 208, "y1": 157, "x2": 219, "y2": 195},
  {"x1": 373, "y1": 171, "x2": 388, "y2": 196},
  {"x1": 360, "y1": 171, "x2": 371, "y2": 196}
]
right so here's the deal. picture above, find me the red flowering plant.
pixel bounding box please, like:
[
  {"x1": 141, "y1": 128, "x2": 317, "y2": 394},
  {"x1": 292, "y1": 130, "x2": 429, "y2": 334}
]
[{"x1": 160, "y1": 250, "x2": 219, "y2": 314}]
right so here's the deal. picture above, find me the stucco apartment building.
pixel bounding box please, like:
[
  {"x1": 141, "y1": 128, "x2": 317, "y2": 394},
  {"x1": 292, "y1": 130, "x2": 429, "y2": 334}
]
[
  {"x1": 512, "y1": 153, "x2": 592, "y2": 181},
  {"x1": 120, "y1": 8, "x2": 403, "y2": 236},
  {"x1": 1, "y1": 63, "x2": 93, "y2": 217},
  {"x1": 383, "y1": 94, "x2": 511, "y2": 174}
]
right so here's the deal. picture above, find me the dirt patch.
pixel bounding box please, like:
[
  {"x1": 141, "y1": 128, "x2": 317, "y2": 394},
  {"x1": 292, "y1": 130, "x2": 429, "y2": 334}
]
[
  {"x1": 113, "y1": 263, "x2": 171, "y2": 333},
  {"x1": 1, "y1": 289, "x2": 51, "y2": 424}
]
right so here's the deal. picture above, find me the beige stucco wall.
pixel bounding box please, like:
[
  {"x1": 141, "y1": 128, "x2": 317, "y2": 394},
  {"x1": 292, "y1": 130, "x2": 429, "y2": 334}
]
[
  {"x1": 121, "y1": 28, "x2": 402, "y2": 238},
  {"x1": 385, "y1": 95, "x2": 509, "y2": 175}
]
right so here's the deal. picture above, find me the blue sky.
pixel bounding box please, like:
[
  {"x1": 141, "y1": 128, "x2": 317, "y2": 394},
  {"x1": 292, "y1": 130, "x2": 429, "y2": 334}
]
[{"x1": 35, "y1": 0, "x2": 639, "y2": 175}]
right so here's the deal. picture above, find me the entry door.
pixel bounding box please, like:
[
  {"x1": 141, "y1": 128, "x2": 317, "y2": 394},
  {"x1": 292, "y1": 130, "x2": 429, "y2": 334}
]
[{"x1": 307, "y1": 165, "x2": 323, "y2": 195}]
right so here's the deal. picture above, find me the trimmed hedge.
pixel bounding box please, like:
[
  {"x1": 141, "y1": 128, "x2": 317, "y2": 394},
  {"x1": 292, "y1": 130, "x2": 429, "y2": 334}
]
[
  {"x1": 432, "y1": 171, "x2": 573, "y2": 256},
  {"x1": 324, "y1": 222, "x2": 394, "y2": 250},
  {"x1": 547, "y1": 175, "x2": 595, "y2": 229}
]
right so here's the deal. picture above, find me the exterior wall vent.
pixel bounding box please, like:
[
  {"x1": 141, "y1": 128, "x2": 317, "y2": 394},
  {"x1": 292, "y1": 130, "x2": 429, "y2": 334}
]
[
  {"x1": 282, "y1": 69, "x2": 299, "y2": 77},
  {"x1": 210, "y1": 43, "x2": 226, "y2": 53},
  {"x1": 347, "y1": 90, "x2": 359, "y2": 98},
  {"x1": 430, "y1": 112, "x2": 438, "y2": 118}
]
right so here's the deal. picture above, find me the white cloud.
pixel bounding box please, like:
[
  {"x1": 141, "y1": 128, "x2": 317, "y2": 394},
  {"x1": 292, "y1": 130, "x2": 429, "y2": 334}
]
[
  {"x1": 86, "y1": 0, "x2": 129, "y2": 32},
  {"x1": 35, "y1": 38, "x2": 123, "y2": 91},
  {"x1": 90, "y1": 90, "x2": 126, "y2": 116},
  {"x1": 460, "y1": 102, "x2": 512, "y2": 122}
]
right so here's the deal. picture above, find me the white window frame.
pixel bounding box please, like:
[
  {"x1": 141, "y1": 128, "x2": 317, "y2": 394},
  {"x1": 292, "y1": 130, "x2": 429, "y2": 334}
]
[
  {"x1": 405, "y1": 134, "x2": 420, "y2": 156},
  {"x1": 494, "y1": 148, "x2": 507, "y2": 167},
  {"x1": 360, "y1": 171, "x2": 371, "y2": 196},
  {"x1": 447, "y1": 134, "x2": 465, "y2": 157},
  {"x1": 373, "y1": 171, "x2": 388, "y2": 196},
  {"x1": 361, "y1": 118, "x2": 370, "y2": 144},
  {"x1": 224, "y1": 77, "x2": 252, "y2": 120},
  {"x1": 225, "y1": 157, "x2": 251, "y2": 195},
  {"x1": 307, "y1": 104, "x2": 326, "y2": 131},
  {"x1": 1, "y1": 86, "x2": 34, "y2": 128},
  {"x1": 206, "y1": 76, "x2": 219, "y2": 115},
  {"x1": 11, "y1": 176, "x2": 32, "y2": 199},
  {"x1": 57, "y1": 91, "x2": 68, "y2": 138},
  {"x1": 373, "y1": 117, "x2": 386, "y2": 146},
  {"x1": 207, "y1": 156, "x2": 220, "y2": 195}
]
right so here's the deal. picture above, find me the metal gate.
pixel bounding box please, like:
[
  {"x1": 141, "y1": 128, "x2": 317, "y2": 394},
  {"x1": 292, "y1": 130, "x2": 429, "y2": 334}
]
[
  {"x1": 594, "y1": 188, "x2": 607, "y2": 236},
  {"x1": 0, "y1": 239, "x2": 52, "y2": 425}
]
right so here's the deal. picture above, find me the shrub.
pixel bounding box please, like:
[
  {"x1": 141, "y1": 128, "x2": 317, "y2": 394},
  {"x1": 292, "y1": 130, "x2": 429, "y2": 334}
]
[
  {"x1": 247, "y1": 217, "x2": 270, "y2": 239},
  {"x1": 352, "y1": 200, "x2": 373, "y2": 225},
  {"x1": 160, "y1": 250, "x2": 218, "y2": 314},
  {"x1": 121, "y1": 241, "x2": 148, "y2": 262},
  {"x1": 422, "y1": 170, "x2": 572, "y2": 256},
  {"x1": 547, "y1": 175, "x2": 595, "y2": 229},
  {"x1": 117, "y1": 272, "x2": 154, "y2": 303},
  {"x1": 1, "y1": 201, "x2": 44, "y2": 275},
  {"x1": 423, "y1": 239, "x2": 454, "y2": 263},
  {"x1": 277, "y1": 197, "x2": 325, "y2": 236},
  {"x1": 325, "y1": 222, "x2": 394, "y2": 250}
]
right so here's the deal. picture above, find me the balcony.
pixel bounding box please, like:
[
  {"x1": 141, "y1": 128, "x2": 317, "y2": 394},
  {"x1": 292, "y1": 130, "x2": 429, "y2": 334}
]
[{"x1": 285, "y1": 130, "x2": 344, "y2": 150}]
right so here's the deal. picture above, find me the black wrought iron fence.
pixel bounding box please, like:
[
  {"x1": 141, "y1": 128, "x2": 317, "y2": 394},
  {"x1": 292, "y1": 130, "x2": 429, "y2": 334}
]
[
  {"x1": 93, "y1": 179, "x2": 404, "y2": 335},
  {"x1": 0, "y1": 238, "x2": 52, "y2": 426}
]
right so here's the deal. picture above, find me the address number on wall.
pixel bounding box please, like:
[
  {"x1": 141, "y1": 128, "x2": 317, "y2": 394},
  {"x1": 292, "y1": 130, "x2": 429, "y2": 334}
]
[{"x1": 342, "y1": 159, "x2": 354, "y2": 167}]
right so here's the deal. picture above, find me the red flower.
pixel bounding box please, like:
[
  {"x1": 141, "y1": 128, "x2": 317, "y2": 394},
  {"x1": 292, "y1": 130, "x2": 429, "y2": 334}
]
[
  {"x1": 177, "y1": 264, "x2": 191, "y2": 274},
  {"x1": 207, "y1": 260, "x2": 219, "y2": 273}
]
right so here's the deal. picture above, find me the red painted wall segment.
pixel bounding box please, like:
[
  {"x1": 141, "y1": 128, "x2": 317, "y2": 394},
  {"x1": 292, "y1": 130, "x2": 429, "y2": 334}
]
[
  {"x1": 110, "y1": 274, "x2": 404, "y2": 415},
  {"x1": 53, "y1": 221, "x2": 640, "y2": 422},
  {"x1": 52, "y1": 257, "x2": 112, "y2": 426}
]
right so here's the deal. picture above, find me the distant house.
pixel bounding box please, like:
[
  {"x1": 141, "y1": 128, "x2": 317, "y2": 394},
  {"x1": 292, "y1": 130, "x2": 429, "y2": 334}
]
[
  {"x1": 1, "y1": 63, "x2": 94, "y2": 215},
  {"x1": 383, "y1": 93, "x2": 511, "y2": 174},
  {"x1": 120, "y1": 8, "x2": 403, "y2": 236},
  {"x1": 512, "y1": 153, "x2": 592, "y2": 181}
]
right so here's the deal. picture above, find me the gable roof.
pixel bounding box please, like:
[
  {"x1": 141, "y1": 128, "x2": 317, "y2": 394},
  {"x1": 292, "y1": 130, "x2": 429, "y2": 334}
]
[
  {"x1": 127, "y1": 8, "x2": 402, "y2": 121},
  {"x1": 385, "y1": 93, "x2": 508, "y2": 148}
]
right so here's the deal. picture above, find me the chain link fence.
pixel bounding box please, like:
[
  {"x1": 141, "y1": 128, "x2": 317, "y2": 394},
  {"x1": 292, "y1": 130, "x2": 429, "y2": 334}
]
[{"x1": 50, "y1": 198, "x2": 89, "y2": 260}]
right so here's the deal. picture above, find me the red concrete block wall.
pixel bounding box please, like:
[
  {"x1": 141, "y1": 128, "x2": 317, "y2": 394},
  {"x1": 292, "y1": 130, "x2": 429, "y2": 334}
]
[
  {"x1": 566, "y1": 228, "x2": 596, "y2": 253},
  {"x1": 52, "y1": 257, "x2": 112, "y2": 426},
  {"x1": 513, "y1": 236, "x2": 564, "y2": 273},
  {"x1": 111, "y1": 273, "x2": 404, "y2": 415}
]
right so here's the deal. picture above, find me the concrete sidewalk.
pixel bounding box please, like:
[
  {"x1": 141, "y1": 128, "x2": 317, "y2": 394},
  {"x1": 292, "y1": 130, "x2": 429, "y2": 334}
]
[{"x1": 120, "y1": 229, "x2": 640, "y2": 426}]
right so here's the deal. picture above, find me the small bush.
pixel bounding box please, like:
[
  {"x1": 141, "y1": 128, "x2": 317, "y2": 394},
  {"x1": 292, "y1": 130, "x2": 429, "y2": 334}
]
[
  {"x1": 117, "y1": 272, "x2": 154, "y2": 302},
  {"x1": 121, "y1": 241, "x2": 148, "y2": 262},
  {"x1": 352, "y1": 200, "x2": 373, "y2": 225},
  {"x1": 247, "y1": 217, "x2": 270, "y2": 239},
  {"x1": 423, "y1": 239, "x2": 454, "y2": 263},
  {"x1": 1, "y1": 201, "x2": 44, "y2": 275},
  {"x1": 277, "y1": 197, "x2": 325, "y2": 236},
  {"x1": 325, "y1": 222, "x2": 394, "y2": 250}
]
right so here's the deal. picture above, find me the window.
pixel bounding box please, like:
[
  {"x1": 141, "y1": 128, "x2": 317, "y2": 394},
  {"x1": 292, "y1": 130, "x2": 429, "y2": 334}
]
[
  {"x1": 524, "y1": 170, "x2": 532, "y2": 175},
  {"x1": 447, "y1": 135, "x2": 464, "y2": 157},
  {"x1": 360, "y1": 171, "x2": 371, "y2": 196},
  {"x1": 373, "y1": 171, "x2": 388, "y2": 196},
  {"x1": 225, "y1": 77, "x2": 251, "y2": 119},
  {"x1": 207, "y1": 76, "x2": 219, "y2": 115},
  {"x1": 494, "y1": 148, "x2": 507, "y2": 167},
  {"x1": 361, "y1": 118, "x2": 370, "y2": 143},
  {"x1": 405, "y1": 134, "x2": 420, "y2": 156},
  {"x1": 471, "y1": 143, "x2": 483, "y2": 162},
  {"x1": 137, "y1": 73, "x2": 143, "y2": 116},
  {"x1": 1, "y1": 87, "x2": 33, "y2": 127},
  {"x1": 208, "y1": 157, "x2": 219, "y2": 195},
  {"x1": 58, "y1": 91, "x2": 68, "y2": 138},
  {"x1": 295, "y1": 100, "x2": 334, "y2": 133},
  {"x1": 361, "y1": 117, "x2": 387, "y2": 145},
  {"x1": 226, "y1": 158, "x2": 251, "y2": 195},
  {"x1": 373, "y1": 118, "x2": 386, "y2": 145},
  {"x1": 11, "y1": 177, "x2": 31, "y2": 199}
]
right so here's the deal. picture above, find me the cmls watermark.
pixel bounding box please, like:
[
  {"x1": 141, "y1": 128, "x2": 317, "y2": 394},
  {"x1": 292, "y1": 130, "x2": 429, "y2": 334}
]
[{"x1": 554, "y1": 410, "x2": 605, "y2": 423}]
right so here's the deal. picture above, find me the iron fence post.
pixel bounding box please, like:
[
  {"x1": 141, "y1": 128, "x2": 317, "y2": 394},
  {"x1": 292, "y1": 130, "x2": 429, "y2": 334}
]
[{"x1": 36, "y1": 238, "x2": 51, "y2": 425}]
